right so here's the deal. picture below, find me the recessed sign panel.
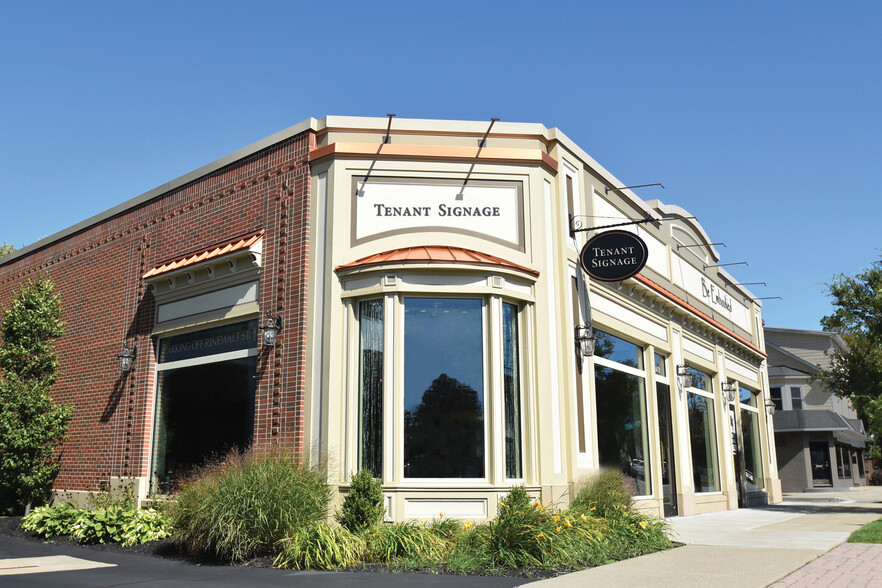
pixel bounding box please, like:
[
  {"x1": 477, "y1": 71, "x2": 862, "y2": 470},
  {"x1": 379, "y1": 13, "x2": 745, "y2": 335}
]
[{"x1": 579, "y1": 230, "x2": 649, "y2": 282}]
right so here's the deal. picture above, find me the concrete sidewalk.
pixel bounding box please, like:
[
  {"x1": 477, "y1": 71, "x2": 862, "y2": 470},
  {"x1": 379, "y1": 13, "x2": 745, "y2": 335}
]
[{"x1": 531, "y1": 486, "x2": 882, "y2": 588}]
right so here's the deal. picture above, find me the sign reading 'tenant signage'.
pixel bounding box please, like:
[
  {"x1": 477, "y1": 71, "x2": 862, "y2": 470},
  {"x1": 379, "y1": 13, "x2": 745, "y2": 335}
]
[{"x1": 579, "y1": 230, "x2": 649, "y2": 282}]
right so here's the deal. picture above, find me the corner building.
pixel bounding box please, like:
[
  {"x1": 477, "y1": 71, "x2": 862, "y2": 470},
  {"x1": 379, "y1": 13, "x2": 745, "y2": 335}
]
[{"x1": 0, "y1": 116, "x2": 782, "y2": 518}]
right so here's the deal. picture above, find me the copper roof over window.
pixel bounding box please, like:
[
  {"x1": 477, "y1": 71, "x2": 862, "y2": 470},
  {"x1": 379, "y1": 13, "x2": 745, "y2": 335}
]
[
  {"x1": 143, "y1": 230, "x2": 264, "y2": 279},
  {"x1": 334, "y1": 246, "x2": 539, "y2": 277}
]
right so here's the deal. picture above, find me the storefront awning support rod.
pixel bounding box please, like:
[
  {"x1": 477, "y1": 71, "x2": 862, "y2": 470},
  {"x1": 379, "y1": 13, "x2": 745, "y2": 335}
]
[
  {"x1": 479, "y1": 117, "x2": 500, "y2": 147},
  {"x1": 569, "y1": 215, "x2": 695, "y2": 238},
  {"x1": 383, "y1": 113, "x2": 396, "y2": 144},
  {"x1": 605, "y1": 183, "x2": 664, "y2": 195},
  {"x1": 703, "y1": 261, "x2": 748, "y2": 271},
  {"x1": 677, "y1": 242, "x2": 726, "y2": 250}
]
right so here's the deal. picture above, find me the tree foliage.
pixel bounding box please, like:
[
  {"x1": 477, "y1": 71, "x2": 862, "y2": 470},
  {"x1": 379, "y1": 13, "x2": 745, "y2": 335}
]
[
  {"x1": 817, "y1": 260, "x2": 882, "y2": 456},
  {"x1": 0, "y1": 242, "x2": 13, "y2": 259},
  {"x1": 0, "y1": 276, "x2": 73, "y2": 514}
]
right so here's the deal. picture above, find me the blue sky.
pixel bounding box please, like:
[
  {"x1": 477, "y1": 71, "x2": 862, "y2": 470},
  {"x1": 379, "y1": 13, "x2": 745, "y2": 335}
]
[{"x1": 2, "y1": 1, "x2": 880, "y2": 330}]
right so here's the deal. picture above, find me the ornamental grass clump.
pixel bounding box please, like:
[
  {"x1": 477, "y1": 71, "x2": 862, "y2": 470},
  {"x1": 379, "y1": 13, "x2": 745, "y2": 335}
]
[
  {"x1": 570, "y1": 470, "x2": 634, "y2": 518},
  {"x1": 168, "y1": 448, "x2": 330, "y2": 563},
  {"x1": 363, "y1": 520, "x2": 448, "y2": 563},
  {"x1": 274, "y1": 523, "x2": 366, "y2": 570}
]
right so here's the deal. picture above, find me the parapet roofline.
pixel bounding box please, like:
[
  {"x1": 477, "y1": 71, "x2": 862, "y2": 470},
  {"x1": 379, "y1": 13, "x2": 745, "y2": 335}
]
[{"x1": 3, "y1": 115, "x2": 712, "y2": 270}]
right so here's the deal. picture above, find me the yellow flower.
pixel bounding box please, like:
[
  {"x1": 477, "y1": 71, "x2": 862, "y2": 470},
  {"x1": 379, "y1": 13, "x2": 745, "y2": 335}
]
[
  {"x1": 464, "y1": 521, "x2": 472, "y2": 530},
  {"x1": 639, "y1": 521, "x2": 648, "y2": 529},
  {"x1": 565, "y1": 520, "x2": 572, "y2": 527},
  {"x1": 580, "y1": 514, "x2": 587, "y2": 521},
  {"x1": 556, "y1": 526, "x2": 562, "y2": 532},
  {"x1": 536, "y1": 532, "x2": 544, "y2": 538},
  {"x1": 590, "y1": 506, "x2": 596, "y2": 511},
  {"x1": 554, "y1": 514, "x2": 560, "y2": 522},
  {"x1": 439, "y1": 512, "x2": 444, "y2": 518}
]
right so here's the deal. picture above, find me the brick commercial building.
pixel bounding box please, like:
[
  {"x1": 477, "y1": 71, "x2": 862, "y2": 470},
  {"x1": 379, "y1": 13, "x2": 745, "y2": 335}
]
[{"x1": 0, "y1": 116, "x2": 782, "y2": 518}]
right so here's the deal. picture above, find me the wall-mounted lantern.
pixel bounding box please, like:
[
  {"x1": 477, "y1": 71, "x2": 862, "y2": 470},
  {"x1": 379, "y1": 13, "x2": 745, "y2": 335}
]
[
  {"x1": 764, "y1": 398, "x2": 776, "y2": 416},
  {"x1": 260, "y1": 313, "x2": 283, "y2": 348},
  {"x1": 574, "y1": 325, "x2": 597, "y2": 358},
  {"x1": 676, "y1": 364, "x2": 694, "y2": 388},
  {"x1": 722, "y1": 381, "x2": 737, "y2": 403},
  {"x1": 117, "y1": 345, "x2": 137, "y2": 373}
]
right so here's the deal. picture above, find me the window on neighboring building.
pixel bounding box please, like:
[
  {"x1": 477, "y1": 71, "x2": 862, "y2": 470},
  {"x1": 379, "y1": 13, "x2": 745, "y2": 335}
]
[
  {"x1": 837, "y1": 445, "x2": 852, "y2": 479},
  {"x1": 770, "y1": 387, "x2": 783, "y2": 411},
  {"x1": 685, "y1": 366, "x2": 720, "y2": 493},
  {"x1": 594, "y1": 330, "x2": 652, "y2": 496},
  {"x1": 790, "y1": 387, "x2": 803, "y2": 410}
]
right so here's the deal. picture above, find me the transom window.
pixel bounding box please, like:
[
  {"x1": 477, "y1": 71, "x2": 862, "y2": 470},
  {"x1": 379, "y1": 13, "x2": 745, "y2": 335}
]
[{"x1": 684, "y1": 366, "x2": 720, "y2": 493}]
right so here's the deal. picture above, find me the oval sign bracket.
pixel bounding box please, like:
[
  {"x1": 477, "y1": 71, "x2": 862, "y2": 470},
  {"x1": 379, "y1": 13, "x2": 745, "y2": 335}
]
[{"x1": 579, "y1": 230, "x2": 649, "y2": 282}]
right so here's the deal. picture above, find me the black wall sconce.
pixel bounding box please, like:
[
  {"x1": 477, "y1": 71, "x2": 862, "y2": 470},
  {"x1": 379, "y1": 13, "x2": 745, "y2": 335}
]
[
  {"x1": 117, "y1": 344, "x2": 137, "y2": 373},
  {"x1": 676, "y1": 364, "x2": 694, "y2": 388},
  {"x1": 574, "y1": 324, "x2": 597, "y2": 358},
  {"x1": 722, "y1": 381, "x2": 737, "y2": 403},
  {"x1": 260, "y1": 313, "x2": 283, "y2": 347}
]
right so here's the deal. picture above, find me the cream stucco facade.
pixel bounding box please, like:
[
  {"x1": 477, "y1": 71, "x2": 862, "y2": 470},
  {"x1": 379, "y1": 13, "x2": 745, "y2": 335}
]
[{"x1": 303, "y1": 116, "x2": 782, "y2": 519}]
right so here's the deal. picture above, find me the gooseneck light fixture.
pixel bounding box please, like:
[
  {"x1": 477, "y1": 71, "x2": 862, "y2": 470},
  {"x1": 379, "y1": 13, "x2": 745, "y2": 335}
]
[
  {"x1": 117, "y1": 344, "x2": 137, "y2": 373},
  {"x1": 574, "y1": 325, "x2": 597, "y2": 358},
  {"x1": 260, "y1": 313, "x2": 283, "y2": 348}
]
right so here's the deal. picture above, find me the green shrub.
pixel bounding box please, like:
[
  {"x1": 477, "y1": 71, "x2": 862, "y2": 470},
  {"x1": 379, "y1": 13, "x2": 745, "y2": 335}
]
[
  {"x1": 21, "y1": 503, "x2": 80, "y2": 538},
  {"x1": 168, "y1": 448, "x2": 330, "y2": 563},
  {"x1": 274, "y1": 523, "x2": 366, "y2": 570},
  {"x1": 70, "y1": 506, "x2": 134, "y2": 544},
  {"x1": 120, "y1": 508, "x2": 170, "y2": 546},
  {"x1": 21, "y1": 502, "x2": 169, "y2": 546},
  {"x1": 571, "y1": 470, "x2": 634, "y2": 518},
  {"x1": 336, "y1": 470, "x2": 385, "y2": 534},
  {"x1": 363, "y1": 521, "x2": 448, "y2": 563}
]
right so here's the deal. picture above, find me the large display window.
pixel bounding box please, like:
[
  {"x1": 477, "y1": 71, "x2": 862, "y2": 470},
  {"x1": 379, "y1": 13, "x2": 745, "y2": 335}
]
[
  {"x1": 739, "y1": 385, "x2": 764, "y2": 492},
  {"x1": 356, "y1": 295, "x2": 525, "y2": 483},
  {"x1": 684, "y1": 366, "x2": 720, "y2": 493},
  {"x1": 593, "y1": 330, "x2": 652, "y2": 496},
  {"x1": 151, "y1": 319, "x2": 258, "y2": 493}
]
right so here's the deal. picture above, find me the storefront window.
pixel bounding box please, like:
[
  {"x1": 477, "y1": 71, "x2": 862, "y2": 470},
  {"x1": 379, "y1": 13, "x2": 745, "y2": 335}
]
[
  {"x1": 739, "y1": 386, "x2": 764, "y2": 491},
  {"x1": 686, "y1": 367, "x2": 719, "y2": 492},
  {"x1": 404, "y1": 298, "x2": 485, "y2": 478},
  {"x1": 594, "y1": 330, "x2": 651, "y2": 496},
  {"x1": 152, "y1": 320, "x2": 258, "y2": 493},
  {"x1": 358, "y1": 300, "x2": 384, "y2": 477},
  {"x1": 503, "y1": 302, "x2": 523, "y2": 479}
]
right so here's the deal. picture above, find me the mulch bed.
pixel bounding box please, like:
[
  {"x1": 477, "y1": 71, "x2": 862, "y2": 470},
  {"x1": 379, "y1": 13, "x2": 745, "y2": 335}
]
[{"x1": 0, "y1": 516, "x2": 562, "y2": 578}]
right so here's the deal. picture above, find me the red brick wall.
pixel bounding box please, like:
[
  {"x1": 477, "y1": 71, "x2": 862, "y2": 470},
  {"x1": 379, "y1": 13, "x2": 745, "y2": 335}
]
[{"x1": 0, "y1": 130, "x2": 314, "y2": 492}]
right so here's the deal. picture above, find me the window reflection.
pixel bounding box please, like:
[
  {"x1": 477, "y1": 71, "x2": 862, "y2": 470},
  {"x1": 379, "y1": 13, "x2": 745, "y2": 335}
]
[
  {"x1": 595, "y1": 366, "x2": 651, "y2": 495},
  {"x1": 503, "y1": 303, "x2": 523, "y2": 479},
  {"x1": 594, "y1": 330, "x2": 644, "y2": 369},
  {"x1": 358, "y1": 300, "x2": 384, "y2": 477},
  {"x1": 404, "y1": 298, "x2": 485, "y2": 478},
  {"x1": 687, "y1": 391, "x2": 720, "y2": 492}
]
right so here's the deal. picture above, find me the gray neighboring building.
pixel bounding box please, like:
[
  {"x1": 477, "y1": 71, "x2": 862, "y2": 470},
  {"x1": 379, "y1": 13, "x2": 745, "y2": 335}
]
[{"x1": 766, "y1": 327, "x2": 869, "y2": 492}]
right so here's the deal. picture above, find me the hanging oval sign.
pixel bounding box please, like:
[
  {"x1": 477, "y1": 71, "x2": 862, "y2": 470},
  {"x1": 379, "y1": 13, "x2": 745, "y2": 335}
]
[{"x1": 579, "y1": 230, "x2": 649, "y2": 282}]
